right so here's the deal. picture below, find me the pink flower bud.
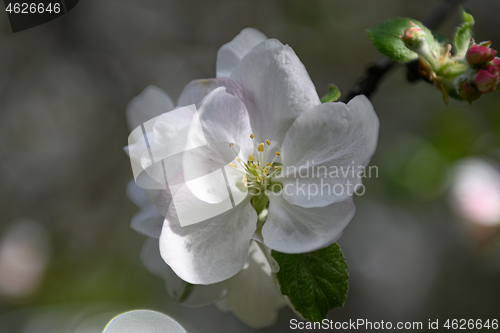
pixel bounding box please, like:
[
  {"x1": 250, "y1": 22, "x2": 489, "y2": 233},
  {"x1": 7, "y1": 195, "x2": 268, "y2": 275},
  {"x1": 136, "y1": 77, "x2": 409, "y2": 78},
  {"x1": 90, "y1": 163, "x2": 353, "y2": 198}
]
[
  {"x1": 467, "y1": 44, "x2": 497, "y2": 66},
  {"x1": 485, "y1": 64, "x2": 500, "y2": 76},
  {"x1": 403, "y1": 27, "x2": 423, "y2": 42},
  {"x1": 493, "y1": 58, "x2": 500, "y2": 67},
  {"x1": 401, "y1": 26, "x2": 426, "y2": 50},
  {"x1": 474, "y1": 69, "x2": 500, "y2": 93},
  {"x1": 458, "y1": 80, "x2": 481, "y2": 102}
]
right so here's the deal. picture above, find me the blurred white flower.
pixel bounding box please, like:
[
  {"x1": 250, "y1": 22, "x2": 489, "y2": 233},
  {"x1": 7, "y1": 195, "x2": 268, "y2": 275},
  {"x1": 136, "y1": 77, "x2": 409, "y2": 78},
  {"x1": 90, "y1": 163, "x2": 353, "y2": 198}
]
[
  {"x1": 0, "y1": 220, "x2": 50, "y2": 299},
  {"x1": 450, "y1": 158, "x2": 500, "y2": 227},
  {"x1": 126, "y1": 28, "x2": 378, "y2": 286}
]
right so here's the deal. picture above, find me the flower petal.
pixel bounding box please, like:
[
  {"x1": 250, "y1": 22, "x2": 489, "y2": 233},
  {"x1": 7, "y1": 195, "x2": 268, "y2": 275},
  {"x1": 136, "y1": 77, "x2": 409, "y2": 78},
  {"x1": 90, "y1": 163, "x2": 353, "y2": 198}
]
[
  {"x1": 196, "y1": 87, "x2": 253, "y2": 155},
  {"x1": 177, "y1": 78, "x2": 245, "y2": 107},
  {"x1": 215, "y1": 241, "x2": 285, "y2": 329},
  {"x1": 230, "y1": 39, "x2": 320, "y2": 151},
  {"x1": 131, "y1": 204, "x2": 164, "y2": 238},
  {"x1": 159, "y1": 190, "x2": 257, "y2": 284},
  {"x1": 262, "y1": 194, "x2": 355, "y2": 254},
  {"x1": 126, "y1": 179, "x2": 150, "y2": 209},
  {"x1": 142, "y1": 238, "x2": 229, "y2": 307},
  {"x1": 183, "y1": 87, "x2": 253, "y2": 204},
  {"x1": 216, "y1": 28, "x2": 267, "y2": 78},
  {"x1": 278, "y1": 95, "x2": 379, "y2": 207},
  {"x1": 126, "y1": 85, "x2": 174, "y2": 131}
]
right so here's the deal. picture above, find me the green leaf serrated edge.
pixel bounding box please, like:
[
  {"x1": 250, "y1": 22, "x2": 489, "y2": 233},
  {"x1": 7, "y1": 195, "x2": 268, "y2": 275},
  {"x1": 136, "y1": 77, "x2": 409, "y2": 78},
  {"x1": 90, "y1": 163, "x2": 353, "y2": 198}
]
[{"x1": 272, "y1": 243, "x2": 349, "y2": 323}]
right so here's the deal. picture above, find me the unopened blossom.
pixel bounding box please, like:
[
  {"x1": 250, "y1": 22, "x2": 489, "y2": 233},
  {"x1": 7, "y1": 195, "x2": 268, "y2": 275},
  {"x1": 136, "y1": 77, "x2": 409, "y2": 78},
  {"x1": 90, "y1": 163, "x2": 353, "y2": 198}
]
[
  {"x1": 466, "y1": 44, "x2": 497, "y2": 66},
  {"x1": 127, "y1": 28, "x2": 379, "y2": 287},
  {"x1": 474, "y1": 69, "x2": 499, "y2": 93},
  {"x1": 493, "y1": 58, "x2": 500, "y2": 68},
  {"x1": 401, "y1": 26, "x2": 425, "y2": 47},
  {"x1": 457, "y1": 80, "x2": 481, "y2": 102}
]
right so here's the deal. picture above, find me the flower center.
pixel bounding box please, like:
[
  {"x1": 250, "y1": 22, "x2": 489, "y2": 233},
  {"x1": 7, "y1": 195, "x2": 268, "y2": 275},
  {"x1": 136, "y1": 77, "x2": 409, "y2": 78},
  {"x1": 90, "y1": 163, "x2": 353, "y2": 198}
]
[{"x1": 229, "y1": 133, "x2": 282, "y2": 196}]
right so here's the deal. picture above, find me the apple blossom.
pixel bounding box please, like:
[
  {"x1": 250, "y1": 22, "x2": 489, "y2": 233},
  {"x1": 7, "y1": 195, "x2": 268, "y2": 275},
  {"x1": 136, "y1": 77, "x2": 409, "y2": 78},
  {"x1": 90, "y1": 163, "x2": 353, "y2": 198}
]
[
  {"x1": 126, "y1": 28, "x2": 379, "y2": 287},
  {"x1": 125, "y1": 84, "x2": 287, "y2": 328}
]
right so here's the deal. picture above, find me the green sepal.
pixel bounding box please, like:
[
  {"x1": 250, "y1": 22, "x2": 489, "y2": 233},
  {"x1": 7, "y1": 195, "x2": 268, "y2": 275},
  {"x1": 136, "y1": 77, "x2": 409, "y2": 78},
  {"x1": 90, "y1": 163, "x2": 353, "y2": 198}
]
[
  {"x1": 453, "y1": 7, "x2": 475, "y2": 57},
  {"x1": 320, "y1": 84, "x2": 341, "y2": 103}
]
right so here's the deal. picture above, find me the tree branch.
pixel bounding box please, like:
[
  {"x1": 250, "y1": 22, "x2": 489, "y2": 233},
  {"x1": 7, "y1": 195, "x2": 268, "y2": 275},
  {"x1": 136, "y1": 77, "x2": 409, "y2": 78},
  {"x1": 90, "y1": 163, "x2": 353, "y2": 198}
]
[{"x1": 343, "y1": 0, "x2": 467, "y2": 102}]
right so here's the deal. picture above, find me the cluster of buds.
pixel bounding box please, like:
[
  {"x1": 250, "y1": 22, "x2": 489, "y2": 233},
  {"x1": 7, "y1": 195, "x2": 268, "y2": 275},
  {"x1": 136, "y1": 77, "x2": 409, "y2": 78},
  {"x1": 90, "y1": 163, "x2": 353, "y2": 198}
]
[
  {"x1": 400, "y1": 21, "x2": 499, "y2": 104},
  {"x1": 467, "y1": 43, "x2": 499, "y2": 93}
]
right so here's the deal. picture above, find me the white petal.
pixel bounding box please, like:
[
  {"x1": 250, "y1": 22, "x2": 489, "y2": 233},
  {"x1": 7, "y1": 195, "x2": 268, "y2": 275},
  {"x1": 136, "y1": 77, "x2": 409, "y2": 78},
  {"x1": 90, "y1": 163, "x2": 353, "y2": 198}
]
[
  {"x1": 215, "y1": 241, "x2": 285, "y2": 329},
  {"x1": 197, "y1": 88, "x2": 253, "y2": 155},
  {"x1": 183, "y1": 88, "x2": 253, "y2": 204},
  {"x1": 216, "y1": 28, "x2": 267, "y2": 78},
  {"x1": 279, "y1": 95, "x2": 379, "y2": 207},
  {"x1": 130, "y1": 204, "x2": 164, "y2": 238},
  {"x1": 177, "y1": 78, "x2": 245, "y2": 107},
  {"x1": 141, "y1": 238, "x2": 229, "y2": 307},
  {"x1": 159, "y1": 193, "x2": 257, "y2": 284},
  {"x1": 262, "y1": 194, "x2": 355, "y2": 253},
  {"x1": 126, "y1": 86, "x2": 174, "y2": 131},
  {"x1": 126, "y1": 179, "x2": 150, "y2": 208},
  {"x1": 230, "y1": 39, "x2": 320, "y2": 151}
]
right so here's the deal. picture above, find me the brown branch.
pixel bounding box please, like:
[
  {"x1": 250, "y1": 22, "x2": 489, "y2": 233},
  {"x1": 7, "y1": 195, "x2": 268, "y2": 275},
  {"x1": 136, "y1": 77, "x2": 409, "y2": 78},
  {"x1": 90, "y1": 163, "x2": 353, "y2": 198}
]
[{"x1": 343, "y1": 0, "x2": 467, "y2": 102}]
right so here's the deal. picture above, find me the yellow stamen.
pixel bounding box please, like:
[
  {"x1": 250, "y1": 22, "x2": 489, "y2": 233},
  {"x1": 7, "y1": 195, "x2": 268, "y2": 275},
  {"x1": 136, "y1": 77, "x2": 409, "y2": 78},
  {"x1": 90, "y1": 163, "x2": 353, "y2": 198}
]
[
  {"x1": 266, "y1": 140, "x2": 271, "y2": 145},
  {"x1": 229, "y1": 163, "x2": 237, "y2": 168},
  {"x1": 274, "y1": 166, "x2": 279, "y2": 169},
  {"x1": 237, "y1": 158, "x2": 241, "y2": 163},
  {"x1": 229, "y1": 143, "x2": 234, "y2": 147},
  {"x1": 248, "y1": 154, "x2": 255, "y2": 162},
  {"x1": 267, "y1": 163, "x2": 272, "y2": 166},
  {"x1": 257, "y1": 143, "x2": 265, "y2": 152},
  {"x1": 275, "y1": 151, "x2": 280, "y2": 156},
  {"x1": 250, "y1": 134, "x2": 255, "y2": 139}
]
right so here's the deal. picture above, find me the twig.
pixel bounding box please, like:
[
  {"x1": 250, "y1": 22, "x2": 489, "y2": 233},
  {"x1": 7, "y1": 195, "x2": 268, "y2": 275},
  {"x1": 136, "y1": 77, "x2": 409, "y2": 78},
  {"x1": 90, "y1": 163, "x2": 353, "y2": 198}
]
[{"x1": 343, "y1": 0, "x2": 467, "y2": 102}]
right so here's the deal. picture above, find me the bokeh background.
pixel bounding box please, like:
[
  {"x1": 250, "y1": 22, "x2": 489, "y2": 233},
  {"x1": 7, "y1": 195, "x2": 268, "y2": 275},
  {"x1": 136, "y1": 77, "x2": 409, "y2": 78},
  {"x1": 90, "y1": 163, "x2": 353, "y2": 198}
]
[{"x1": 1, "y1": 0, "x2": 500, "y2": 332}]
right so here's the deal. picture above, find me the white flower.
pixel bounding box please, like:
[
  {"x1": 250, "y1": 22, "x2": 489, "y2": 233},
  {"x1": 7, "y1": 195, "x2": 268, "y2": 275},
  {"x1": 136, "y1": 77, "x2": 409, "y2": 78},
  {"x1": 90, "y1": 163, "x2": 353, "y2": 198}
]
[
  {"x1": 126, "y1": 28, "x2": 379, "y2": 286},
  {"x1": 450, "y1": 158, "x2": 500, "y2": 227}
]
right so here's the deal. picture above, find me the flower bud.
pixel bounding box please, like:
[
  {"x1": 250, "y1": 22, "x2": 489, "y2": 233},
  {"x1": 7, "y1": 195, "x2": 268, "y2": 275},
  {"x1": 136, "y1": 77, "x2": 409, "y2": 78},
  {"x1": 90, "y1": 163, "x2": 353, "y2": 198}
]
[
  {"x1": 474, "y1": 69, "x2": 500, "y2": 93},
  {"x1": 485, "y1": 64, "x2": 500, "y2": 76},
  {"x1": 457, "y1": 80, "x2": 481, "y2": 102},
  {"x1": 401, "y1": 26, "x2": 426, "y2": 49},
  {"x1": 467, "y1": 44, "x2": 497, "y2": 66},
  {"x1": 493, "y1": 58, "x2": 500, "y2": 68}
]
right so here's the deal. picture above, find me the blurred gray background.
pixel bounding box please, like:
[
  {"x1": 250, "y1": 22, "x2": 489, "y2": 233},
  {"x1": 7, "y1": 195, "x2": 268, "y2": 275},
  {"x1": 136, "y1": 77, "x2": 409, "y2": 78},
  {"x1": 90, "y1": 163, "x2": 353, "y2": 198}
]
[{"x1": 0, "y1": 0, "x2": 500, "y2": 332}]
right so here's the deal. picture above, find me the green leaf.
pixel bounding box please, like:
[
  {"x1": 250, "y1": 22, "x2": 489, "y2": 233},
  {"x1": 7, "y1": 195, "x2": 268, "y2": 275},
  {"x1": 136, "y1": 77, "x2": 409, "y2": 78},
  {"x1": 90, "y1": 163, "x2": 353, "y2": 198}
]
[
  {"x1": 453, "y1": 7, "x2": 474, "y2": 56},
  {"x1": 272, "y1": 243, "x2": 348, "y2": 322},
  {"x1": 320, "y1": 84, "x2": 341, "y2": 103},
  {"x1": 367, "y1": 18, "x2": 434, "y2": 63}
]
